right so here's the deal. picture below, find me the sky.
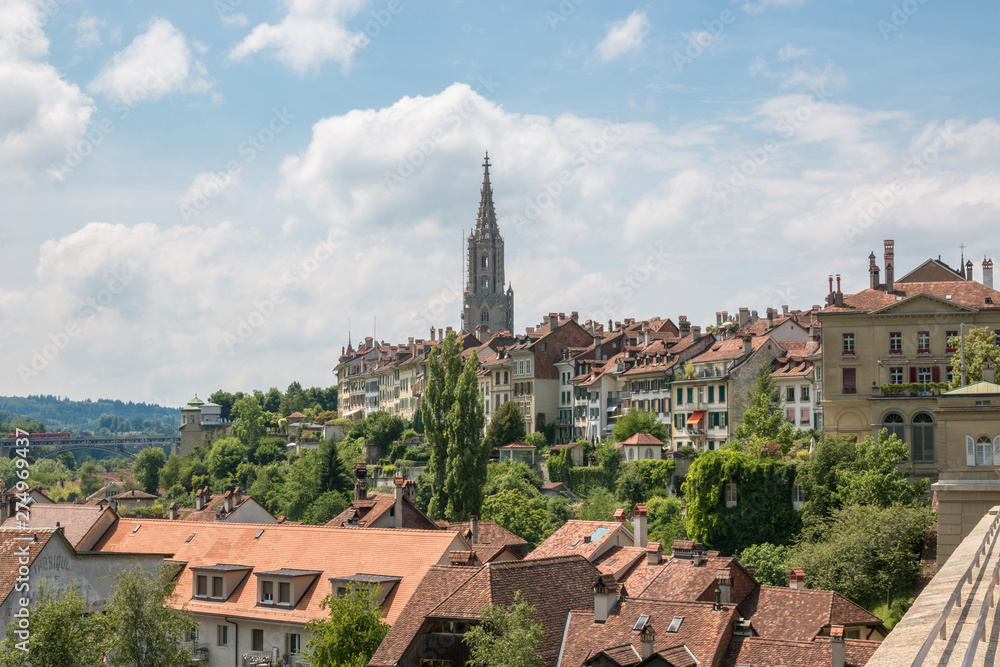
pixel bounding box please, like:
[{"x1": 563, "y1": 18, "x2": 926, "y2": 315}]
[{"x1": 1, "y1": 0, "x2": 999, "y2": 406}]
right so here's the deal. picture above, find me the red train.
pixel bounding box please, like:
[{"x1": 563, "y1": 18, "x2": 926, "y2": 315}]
[{"x1": 4, "y1": 432, "x2": 72, "y2": 441}]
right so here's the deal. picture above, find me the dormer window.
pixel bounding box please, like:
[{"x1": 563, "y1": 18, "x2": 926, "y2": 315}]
[
  {"x1": 256, "y1": 569, "x2": 321, "y2": 608},
  {"x1": 192, "y1": 564, "x2": 252, "y2": 601}
]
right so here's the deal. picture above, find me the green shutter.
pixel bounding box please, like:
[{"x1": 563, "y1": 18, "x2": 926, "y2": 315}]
[
  {"x1": 677, "y1": 388, "x2": 683, "y2": 405},
  {"x1": 719, "y1": 386, "x2": 726, "y2": 403},
  {"x1": 708, "y1": 386, "x2": 714, "y2": 403},
  {"x1": 687, "y1": 388, "x2": 693, "y2": 404}
]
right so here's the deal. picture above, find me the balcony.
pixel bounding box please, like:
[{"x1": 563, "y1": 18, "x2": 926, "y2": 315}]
[
  {"x1": 189, "y1": 642, "x2": 209, "y2": 663},
  {"x1": 872, "y1": 383, "x2": 949, "y2": 398}
]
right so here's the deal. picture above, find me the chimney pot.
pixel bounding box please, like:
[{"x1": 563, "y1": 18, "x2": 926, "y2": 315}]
[
  {"x1": 831, "y1": 625, "x2": 846, "y2": 667},
  {"x1": 640, "y1": 625, "x2": 656, "y2": 660},
  {"x1": 470, "y1": 515, "x2": 479, "y2": 544},
  {"x1": 632, "y1": 504, "x2": 648, "y2": 548},
  {"x1": 646, "y1": 542, "x2": 663, "y2": 565},
  {"x1": 789, "y1": 567, "x2": 806, "y2": 589},
  {"x1": 884, "y1": 239, "x2": 895, "y2": 293},
  {"x1": 984, "y1": 257, "x2": 994, "y2": 289},
  {"x1": 691, "y1": 326, "x2": 701, "y2": 341}
]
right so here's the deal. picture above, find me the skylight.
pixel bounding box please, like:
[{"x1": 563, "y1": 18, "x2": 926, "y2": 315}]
[
  {"x1": 633, "y1": 615, "x2": 651, "y2": 631},
  {"x1": 255, "y1": 529, "x2": 264, "y2": 540},
  {"x1": 590, "y1": 527, "x2": 608, "y2": 542},
  {"x1": 570, "y1": 539, "x2": 580, "y2": 548},
  {"x1": 132, "y1": 525, "x2": 141, "y2": 534},
  {"x1": 186, "y1": 533, "x2": 195, "y2": 543},
  {"x1": 667, "y1": 616, "x2": 683, "y2": 633}
]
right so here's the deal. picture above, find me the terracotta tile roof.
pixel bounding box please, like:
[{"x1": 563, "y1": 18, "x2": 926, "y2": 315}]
[
  {"x1": 593, "y1": 546, "x2": 647, "y2": 580},
  {"x1": 325, "y1": 492, "x2": 439, "y2": 531},
  {"x1": 722, "y1": 636, "x2": 881, "y2": 667},
  {"x1": 287, "y1": 411, "x2": 306, "y2": 419},
  {"x1": 369, "y1": 564, "x2": 481, "y2": 666},
  {"x1": 737, "y1": 586, "x2": 884, "y2": 642},
  {"x1": 437, "y1": 520, "x2": 529, "y2": 560},
  {"x1": 636, "y1": 556, "x2": 758, "y2": 607},
  {"x1": 526, "y1": 520, "x2": 634, "y2": 561},
  {"x1": 0, "y1": 528, "x2": 57, "y2": 609},
  {"x1": 0, "y1": 503, "x2": 113, "y2": 549},
  {"x1": 109, "y1": 489, "x2": 158, "y2": 500},
  {"x1": 687, "y1": 335, "x2": 771, "y2": 364},
  {"x1": 176, "y1": 492, "x2": 268, "y2": 522},
  {"x1": 560, "y1": 598, "x2": 739, "y2": 667},
  {"x1": 823, "y1": 281, "x2": 1000, "y2": 313},
  {"x1": 92, "y1": 518, "x2": 465, "y2": 625},
  {"x1": 616, "y1": 433, "x2": 666, "y2": 447},
  {"x1": 499, "y1": 441, "x2": 536, "y2": 449},
  {"x1": 429, "y1": 555, "x2": 600, "y2": 665}
]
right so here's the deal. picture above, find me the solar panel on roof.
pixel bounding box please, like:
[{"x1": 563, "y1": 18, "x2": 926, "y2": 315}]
[
  {"x1": 590, "y1": 527, "x2": 608, "y2": 542},
  {"x1": 633, "y1": 615, "x2": 650, "y2": 631}
]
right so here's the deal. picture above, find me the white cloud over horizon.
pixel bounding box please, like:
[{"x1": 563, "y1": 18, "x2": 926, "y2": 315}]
[{"x1": 596, "y1": 11, "x2": 651, "y2": 61}]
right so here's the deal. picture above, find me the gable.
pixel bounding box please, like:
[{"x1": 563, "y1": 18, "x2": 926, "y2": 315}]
[
  {"x1": 897, "y1": 259, "x2": 965, "y2": 283},
  {"x1": 870, "y1": 291, "x2": 978, "y2": 315}
]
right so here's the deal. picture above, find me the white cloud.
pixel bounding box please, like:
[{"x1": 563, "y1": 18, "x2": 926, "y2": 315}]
[
  {"x1": 88, "y1": 18, "x2": 213, "y2": 105},
  {"x1": 75, "y1": 14, "x2": 105, "y2": 49},
  {"x1": 738, "y1": 0, "x2": 806, "y2": 14},
  {"x1": 0, "y1": 0, "x2": 94, "y2": 182},
  {"x1": 178, "y1": 171, "x2": 241, "y2": 219},
  {"x1": 229, "y1": 0, "x2": 371, "y2": 73},
  {"x1": 596, "y1": 11, "x2": 651, "y2": 62},
  {"x1": 220, "y1": 13, "x2": 248, "y2": 27},
  {"x1": 777, "y1": 42, "x2": 813, "y2": 61},
  {"x1": 781, "y1": 61, "x2": 847, "y2": 92}
]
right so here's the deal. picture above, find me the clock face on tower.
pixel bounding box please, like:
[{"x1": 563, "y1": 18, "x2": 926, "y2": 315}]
[{"x1": 463, "y1": 152, "x2": 513, "y2": 337}]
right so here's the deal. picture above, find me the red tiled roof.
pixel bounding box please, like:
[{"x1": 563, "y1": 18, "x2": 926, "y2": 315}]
[
  {"x1": 560, "y1": 598, "x2": 739, "y2": 667},
  {"x1": 0, "y1": 504, "x2": 113, "y2": 549},
  {"x1": 687, "y1": 335, "x2": 772, "y2": 364},
  {"x1": 636, "y1": 556, "x2": 758, "y2": 607},
  {"x1": 110, "y1": 489, "x2": 158, "y2": 500},
  {"x1": 737, "y1": 586, "x2": 883, "y2": 642},
  {"x1": 499, "y1": 441, "x2": 536, "y2": 449},
  {"x1": 0, "y1": 528, "x2": 57, "y2": 609},
  {"x1": 823, "y1": 281, "x2": 1000, "y2": 313},
  {"x1": 723, "y1": 636, "x2": 880, "y2": 667},
  {"x1": 617, "y1": 433, "x2": 666, "y2": 447},
  {"x1": 593, "y1": 545, "x2": 647, "y2": 580},
  {"x1": 326, "y1": 492, "x2": 439, "y2": 531},
  {"x1": 369, "y1": 565, "x2": 481, "y2": 666},
  {"x1": 175, "y1": 492, "x2": 268, "y2": 523},
  {"x1": 287, "y1": 411, "x2": 306, "y2": 419},
  {"x1": 93, "y1": 518, "x2": 465, "y2": 625},
  {"x1": 437, "y1": 520, "x2": 529, "y2": 561},
  {"x1": 526, "y1": 520, "x2": 634, "y2": 561}
]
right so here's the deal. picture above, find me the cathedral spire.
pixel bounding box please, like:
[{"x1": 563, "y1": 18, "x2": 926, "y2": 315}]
[{"x1": 476, "y1": 151, "x2": 498, "y2": 232}]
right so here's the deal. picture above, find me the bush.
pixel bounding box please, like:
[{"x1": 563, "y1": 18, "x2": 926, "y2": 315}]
[
  {"x1": 737, "y1": 543, "x2": 792, "y2": 586},
  {"x1": 547, "y1": 449, "x2": 570, "y2": 483},
  {"x1": 574, "y1": 488, "x2": 621, "y2": 521},
  {"x1": 568, "y1": 467, "x2": 606, "y2": 496},
  {"x1": 646, "y1": 495, "x2": 686, "y2": 546}
]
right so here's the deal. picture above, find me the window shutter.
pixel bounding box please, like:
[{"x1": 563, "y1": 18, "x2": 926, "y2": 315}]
[
  {"x1": 994, "y1": 436, "x2": 1000, "y2": 467},
  {"x1": 967, "y1": 435, "x2": 977, "y2": 466},
  {"x1": 909, "y1": 366, "x2": 918, "y2": 382},
  {"x1": 932, "y1": 366, "x2": 941, "y2": 383}
]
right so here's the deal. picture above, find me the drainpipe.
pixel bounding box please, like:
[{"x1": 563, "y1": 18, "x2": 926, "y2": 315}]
[
  {"x1": 960, "y1": 323, "x2": 966, "y2": 387},
  {"x1": 224, "y1": 617, "x2": 238, "y2": 667}
]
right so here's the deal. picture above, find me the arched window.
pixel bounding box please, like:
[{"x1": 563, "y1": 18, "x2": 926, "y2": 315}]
[
  {"x1": 481, "y1": 310, "x2": 489, "y2": 323},
  {"x1": 481, "y1": 255, "x2": 489, "y2": 268},
  {"x1": 911, "y1": 413, "x2": 934, "y2": 462},
  {"x1": 882, "y1": 412, "x2": 905, "y2": 442},
  {"x1": 644, "y1": 448, "x2": 654, "y2": 459},
  {"x1": 976, "y1": 436, "x2": 992, "y2": 466},
  {"x1": 481, "y1": 276, "x2": 489, "y2": 291},
  {"x1": 628, "y1": 448, "x2": 636, "y2": 461}
]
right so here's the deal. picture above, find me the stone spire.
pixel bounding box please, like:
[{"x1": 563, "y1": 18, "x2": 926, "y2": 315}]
[{"x1": 476, "y1": 152, "x2": 498, "y2": 233}]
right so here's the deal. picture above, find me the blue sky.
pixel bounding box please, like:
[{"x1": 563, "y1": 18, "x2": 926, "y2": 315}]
[{"x1": 1, "y1": 0, "x2": 999, "y2": 405}]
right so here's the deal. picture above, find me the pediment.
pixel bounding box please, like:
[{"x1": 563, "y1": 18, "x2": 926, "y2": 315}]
[
  {"x1": 871, "y1": 291, "x2": 978, "y2": 315},
  {"x1": 897, "y1": 258, "x2": 964, "y2": 283}
]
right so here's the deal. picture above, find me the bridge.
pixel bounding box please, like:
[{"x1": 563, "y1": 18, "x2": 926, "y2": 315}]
[{"x1": 1, "y1": 435, "x2": 181, "y2": 460}]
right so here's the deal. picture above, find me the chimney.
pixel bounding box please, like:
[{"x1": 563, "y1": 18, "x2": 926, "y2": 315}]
[
  {"x1": 691, "y1": 326, "x2": 701, "y2": 342},
  {"x1": 438, "y1": 328, "x2": 444, "y2": 341},
  {"x1": 223, "y1": 490, "x2": 233, "y2": 513},
  {"x1": 967, "y1": 260, "x2": 975, "y2": 281},
  {"x1": 549, "y1": 313, "x2": 559, "y2": 332},
  {"x1": 430, "y1": 327, "x2": 436, "y2": 342},
  {"x1": 782, "y1": 304, "x2": 789, "y2": 315},
  {"x1": 692, "y1": 549, "x2": 704, "y2": 567},
  {"x1": 831, "y1": 625, "x2": 845, "y2": 667},
  {"x1": 983, "y1": 361, "x2": 996, "y2": 384},
  {"x1": 470, "y1": 514, "x2": 479, "y2": 544},
  {"x1": 678, "y1": 316, "x2": 691, "y2": 336},
  {"x1": 613, "y1": 508, "x2": 628, "y2": 524},
  {"x1": 834, "y1": 274, "x2": 844, "y2": 307},
  {"x1": 716, "y1": 567, "x2": 732, "y2": 604},
  {"x1": 646, "y1": 542, "x2": 662, "y2": 565},
  {"x1": 869, "y1": 251, "x2": 880, "y2": 289},
  {"x1": 632, "y1": 504, "x2": 648, "y2": 548},
  {"x1": 594, "y1": 334, "x2": 603, "y2": 361},
  {"x1": 195, "y1": 488, "x2": 206, "y2": 512},
  {"x1": 593, "y1": 575, "x2": 621, "y2": 623},
  {"x1": 169, "y1": 501, "x2": 178, "y2": 521},
  {"x1": 789, "y1": 567, "x2": 805, "y2": 589},
  {"x1": 984, "y1": 258, "x2": 994, "y2": 289},
  {"x1": 394, "y1": 477, "x2": 405, "y2": 528},
  {"x1": 884, "y1": 239, "x2": 895, "y2": 293},
  {"x1": 738, "y1": 308, "x2": 750, "y2": 328},
  {"x1": 234, "y1": 486, "x2": 242, "y2": 506},
  {"x1": 742, "y1": 335, "x2": 753, "y2": 356},
  {"x1": 827, "y1": 274, "x2": 834, "y2": 305},
  {"x1": 766, "y1": 308, "x2": 774, "y2": 329},
  {"x1": 745, "y1": 564, "x2": 756, "y2": 578},
  {"x1": 405, "y1": 479, "x2": 417, "y2": 502},
  {"x1": 640, "y1": 625, "x2": 656, "y2": 660},
  {"x1": 571, "y1": 311, "x2": 579, "y2": 322},
  {"x1": 354, "y1": 463, "x2": 368, "y2": 501},
  {"x1": 716, "y1": 312, "x2": 723, "y2": 325}
]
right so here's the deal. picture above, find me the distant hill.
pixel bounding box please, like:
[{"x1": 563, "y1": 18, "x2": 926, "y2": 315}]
[{"x1": 0, "y1": 395, "x2": 180, "y2": 435}]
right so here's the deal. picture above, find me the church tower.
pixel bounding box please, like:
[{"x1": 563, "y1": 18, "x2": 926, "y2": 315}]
[{"x1": 462, "y1": 152, "x2": 514, "y2": 336}]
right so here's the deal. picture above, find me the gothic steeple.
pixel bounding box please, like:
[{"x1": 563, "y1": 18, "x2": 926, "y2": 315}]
[{"x1": 476, "y1": 152, "x2": 498, "y2": 233}]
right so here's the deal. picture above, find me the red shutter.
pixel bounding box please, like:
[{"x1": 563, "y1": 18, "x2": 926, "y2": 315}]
[
  {"x1": 932, "y1": 366, "x2": 941, "y2": 383},
  {"x1": 909, "y1": 366, "x2": 918, "y2": 382}
]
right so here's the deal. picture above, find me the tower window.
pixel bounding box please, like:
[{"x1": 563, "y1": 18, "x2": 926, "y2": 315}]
[
  {"x1": 481, "y1": 310, "x2": 489, "y2": 323},
  {"x1": 481, "y1": 276, "x2": 488, "y2": 290},
  {"x1": 482, "y1": 255, "x2": 488, "y2": 268}
]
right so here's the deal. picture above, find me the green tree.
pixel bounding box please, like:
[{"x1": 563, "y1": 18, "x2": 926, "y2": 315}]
[
  {"x1": 574, "y1": 488, "x2": 621, "y2": 521},
  {"x1": 734, "y1": 362, "x2": 794, "y2": 450},
  {"x1": 302, "y1": 491, "x2": 349, "y2": 525},
  {"x1": 97, "y1": 564, "x2": 196, "y2": 667},
  {"x1": 232, "y1": 396, "x2": 266, "y2": 450},
  {"x1": 206, "y1": 437, "x2": 247, "y2": 490},
  {"x1": 443, "y1": 350, "x2": 488, "y2": 521},
  {"x1": 464, "y1": 590, "x2": 544, "y2": 667},
  {"x1": 481, "y1": 489, "x2": 549, "y2": 548},
  {"x1": 282, "y1": 450, "x2": 323, "y2": 521},
  {"x1": 948, "y1": 326, "x2": 1000, "y2": 387},
  {"x1": 365, "y1": 411, "x2": 408, "y2": 451},
  {"x1": 281, "y1": 381, "x2": 307, "y2": 416},
  {"x1": 546, "y1": 448, "x2": 570, "y2": 483},
  {"x1": 484, "y1": 400, "x2": 527, "y2": 451},
  {"x1": 305, "y1": 585, "x2": 390, "y2": 667},
  {"x1": 611, "y1": 408, "x2": 669, "y2": 444},
  {"x1": 484, "y1": 461, "x2": 541, "y2": 497},
  {"x1": 646, "y1": 495, "x2": 686, "y2": 546},
  {"x1": 208, "y1": 390, "x2": 237, "y2": 421},
  {"x1": 737, "y1": 543, "x2": 792, "y2": 586},
  {"x1": 596, "y1": 442, "x2": 622, "y2": 490},
  {"x1": 0, "y1": 583, "x2": 101, "y2": 667},
  {"x1": 835, "y1": 430, "x2": 929, "y2": 509},
  {"x1": 319, "y1": 440, "x2": 353, "y2": 496},
  {"x1": 78, "y1": 460, "x2": 102, "y2": 496},
  {"x1": 263, "y1": 387, "x2": 283, "y2": 413},
  {"x1": 133, "y1": 446, "x2": 167, "y2": 495},
  {"x1": 423, "y1": 332, "x2": 463, "y2": 518}
]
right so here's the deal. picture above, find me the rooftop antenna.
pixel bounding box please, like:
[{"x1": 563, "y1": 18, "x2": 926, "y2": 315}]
[
  {"x1": 348, "y1": 318, "x2": 351, "y2": 348},
  {"x1": 960, "y1": 242, "x2": 967, "y2": 278}
]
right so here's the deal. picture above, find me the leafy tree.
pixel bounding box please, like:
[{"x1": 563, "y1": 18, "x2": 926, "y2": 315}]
[
  {"x1": 263, "y1": 387, "x2": 283, "y2": 413},
  {"x1": 248, "y1": 463, "x2": 287, "y2": 516},
  {"x1": 596, "y1": 442, "x2": 622, "y2": 490},
  {"x1": 251, "y1": 438, "x2": 286, "y2": 466},
  {"x1": 366, "y1": 411, "x2": 408, "y2": 451},
  {"x1": 282, "y1": 450, "x2": 323, "y2": 521},
  {"x1": 78, "y1": 460, "x2": 102, "y2": 496},
  {"x1": 133, "y1": 446, "x2": 167, "y2": 495},
  {"x1": 464, "y1": 590, "x2": 544, "y2": 667},
  {"x1": 734, "y1": 362, "x2": 794, "y2": 450},
  {"x1": 305, "y1": 585, "x2": 389, "y2": 667},
  {"x1": 302, "y1": 491, "x2": 349, "y2": 525},
  {"x1": 319, "y1": 440, "x2": 353, "y2": 496},
  {"x1": 574, "y1": 488, "x2": 621, "y2": 521},
  {"x1": 481, "y1": 489, "x2": 549, "y2": 548},
  {"x1": 737, "y1": 543, "x2": 792, "y2": 586},
  {"x1": 616, "y1": 460, "x2": 675, "y2": 505},
  {"x1": 646, "y1": 495, "x2": 686, "y2": 546},
  {"x1": 280, "y1": 381, "x2": 307, "y2": 416},
  {"x1": 443, "y1": 350, "x2": 488, "y2": 521},
  {"x1": 948, "y1": 326, "x2": 1000, "y2": 387},
  {"x1": 47, "y1": 482, "x2": 83, "y2": 502},
  {"x1": 835, "y1": 430, "x2": 929, "y2": 509},
  {"x1": 612, "y1": 408, "x2": 669, "y2": 443},
  {"x1": 232, "y1": 396, "x2": 266, "y2": 450},
  {"x1": 484, "y1": 400, "x2": 527, "y2": 451},
  {"x1": 208, "y1": 390, "x2": 237, "y2": 421},
  {"x1": 423, "y1": 332, "x2": 463, "y2": 518},
  {"x1": 0, "y1": 583, "x2": 101, "y2": 667},
  {"x1": 415, "y1": 472, "x2": 433, "y2": 512},
  {"x1": 523, "y1": 432, "x2": 547, "y2": 449},
  {"x1": 546, "y1": 448, "x2": 570, "y2": 483},
  {"x1": 97, "y1": 564, "x2": 195, "y2": 667},
  {"x1": 484, "y1": 461, "x2": 541, "y2": 497},
  {"x1": 206, "y1": 437, "x2": 247, "y2": 490}
]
